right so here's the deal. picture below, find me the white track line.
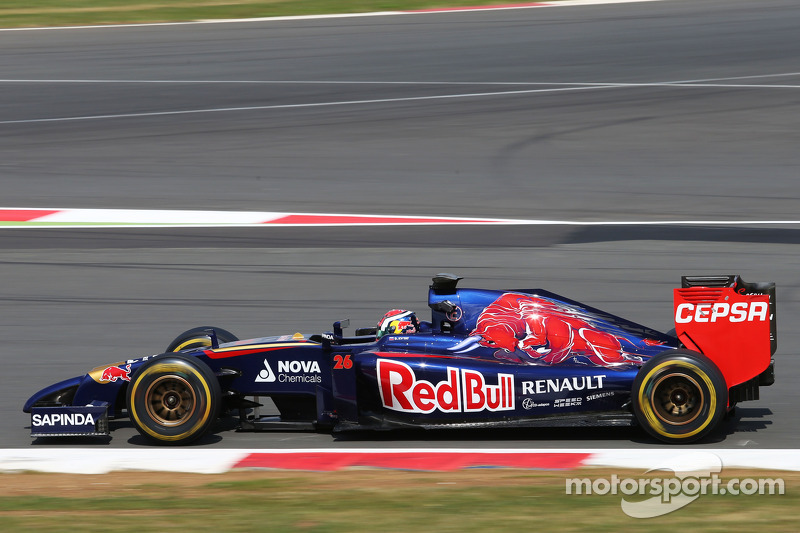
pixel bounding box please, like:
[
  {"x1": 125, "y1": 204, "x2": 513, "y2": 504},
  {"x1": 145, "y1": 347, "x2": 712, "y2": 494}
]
[
  {"x1": 2, "y1": 207, "x2": 799, "y2": 228},
  {"x1": 0, "y1": 85, "x2": 617, "y2": 125},
  {"x1": 0, "y1": 0, "x2": 674, "y2": 33},
  {"x1": 2, "y1": 81, "x2": 800, "y2": 126},
  {"x1": 1, "y1": 75, "x2": 799, "y2": 86},
  {"x1": 3, "y1": 224, "x2": 799, "y2": 229},
  {"x1": 0, "y1": 11, "x2": 407, "y2": 32},
  {"x1": 1, "y1": 448, "x2": 799, "y2": 474},
  {"x1": 2, "y1": 71, "x2": 799, "y2": 125}
]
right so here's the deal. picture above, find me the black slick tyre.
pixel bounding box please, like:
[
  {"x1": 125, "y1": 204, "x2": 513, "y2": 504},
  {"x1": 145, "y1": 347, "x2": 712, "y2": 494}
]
[
  {"x1": 165, "y1": 326, "x2": 238, "y2": 352},
  {"x1": 632, "y1": 349, "x2": 727, "y2": 444},
  {"x1": 127, "y1": 354, "x2": 221, "y2": 445}
]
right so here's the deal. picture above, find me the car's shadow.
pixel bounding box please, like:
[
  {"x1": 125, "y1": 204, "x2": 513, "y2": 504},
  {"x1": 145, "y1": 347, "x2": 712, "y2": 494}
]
[
  {"x1": 716, "y1": 406, "x2": 773, "y2": 440},
  {"x1": 332, "y1": 425, "x2": 647, "y2": 445},
  {"x1": 32, "y1": 407, "x2": 773, "y2": 447},
  {"x1": 29, "y1": 418, "x2": 133, "y2": 446},
  {"x1": 126, "y1": 418, "x2": 230, "y2": 446},
  {"x1": 332, "y1": 407, "x2": 775, "y2": 446},
  {"x1": 126, "y1": 433, "x2": 224, "y2": 446},
  {"x1": 31, "y1": 435, "x2": 113, "y2": 446}
]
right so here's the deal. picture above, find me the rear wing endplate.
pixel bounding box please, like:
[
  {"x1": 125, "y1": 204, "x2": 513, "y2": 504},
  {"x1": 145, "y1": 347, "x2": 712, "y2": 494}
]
[{"x1": 675, "y1": 275, "x2": 776, "y2": 388}]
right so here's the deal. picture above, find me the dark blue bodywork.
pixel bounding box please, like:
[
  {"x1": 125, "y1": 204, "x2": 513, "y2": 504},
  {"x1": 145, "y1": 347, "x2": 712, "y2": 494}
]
[{"x1": 25, "y1": 278, "x2": 679, "y2": 436}]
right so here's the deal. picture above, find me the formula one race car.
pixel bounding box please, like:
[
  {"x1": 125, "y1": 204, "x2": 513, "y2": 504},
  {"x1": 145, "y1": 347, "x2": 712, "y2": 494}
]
[{"x1": 24, "y1": 274, "x2": 776, "y2": 445}]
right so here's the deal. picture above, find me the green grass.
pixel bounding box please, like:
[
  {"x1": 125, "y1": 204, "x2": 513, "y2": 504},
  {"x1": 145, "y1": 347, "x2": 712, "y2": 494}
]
[
  {"x1": 0, "y1": 470, "x2": 796, "y2": 532},
  {"x1": 0, "y1": 0, "x2": 543, "y2": 28}
]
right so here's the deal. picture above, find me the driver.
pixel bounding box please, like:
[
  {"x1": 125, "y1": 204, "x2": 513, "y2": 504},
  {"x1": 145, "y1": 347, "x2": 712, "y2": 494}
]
[{"x1": 376, "y1": 309, "x2": 420, "y2": 339}]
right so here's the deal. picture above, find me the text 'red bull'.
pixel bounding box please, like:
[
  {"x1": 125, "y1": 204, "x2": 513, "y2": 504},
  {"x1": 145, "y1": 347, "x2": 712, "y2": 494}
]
[{"x1": 377, "y1": 359, "x2": 514, "y2": 414}]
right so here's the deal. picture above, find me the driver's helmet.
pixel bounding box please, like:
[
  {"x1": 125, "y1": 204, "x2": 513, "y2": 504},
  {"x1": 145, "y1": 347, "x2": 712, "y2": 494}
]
[{"x1": 377, "y1": 309, "x2": 418, "y2": 339}]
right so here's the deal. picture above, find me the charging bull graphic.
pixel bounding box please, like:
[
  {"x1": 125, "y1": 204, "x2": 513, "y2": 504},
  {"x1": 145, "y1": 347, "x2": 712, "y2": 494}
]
[
  {"x1": 469, "y1": 293, "x2": 659, "y2": 366},
  {"x1": 99, "y1": 364, "x2": 131, "y2": 383}
]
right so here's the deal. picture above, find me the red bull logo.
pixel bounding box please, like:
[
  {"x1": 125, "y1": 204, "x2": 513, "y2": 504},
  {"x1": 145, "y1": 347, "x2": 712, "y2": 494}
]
[
  {"x1": 99, "y1": 364, "x2": 131, "y2": 383},
  {"x1": 377, "y1": 359, "x2": 514, "y2": 414},
  {"x1": 470, "y1": 293, "x2": 651, "y2": 366}
]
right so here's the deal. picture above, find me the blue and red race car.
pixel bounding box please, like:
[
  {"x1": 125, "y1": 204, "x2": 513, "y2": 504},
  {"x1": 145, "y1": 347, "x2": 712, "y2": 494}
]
[{"x1": 24, "y1": 273, "x2": 776, "y2": 445}]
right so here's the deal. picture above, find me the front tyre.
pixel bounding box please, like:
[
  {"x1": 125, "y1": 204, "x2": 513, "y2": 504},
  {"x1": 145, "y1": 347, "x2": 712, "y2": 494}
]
[
  {"x1": 165, "y1": 326, "x2": 239, "y2": 352},
  {"x1": 632, "y1": 350, "x2": 727, "y2": 444},
  {"x1": 127, "y1": 354, "x2": 221, "y2": 445}
]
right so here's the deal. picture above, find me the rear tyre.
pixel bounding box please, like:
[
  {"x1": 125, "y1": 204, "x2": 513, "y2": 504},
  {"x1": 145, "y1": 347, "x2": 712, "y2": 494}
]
[
  {"x1": 165, "y1": 326, "x2": 238, "y2": 352},
  {"x1": 127, "y1": 354, "x2": 221, "y2": 445},
  {"x1": 632, "y1": 349, "x2": 727, "y2": 444}
]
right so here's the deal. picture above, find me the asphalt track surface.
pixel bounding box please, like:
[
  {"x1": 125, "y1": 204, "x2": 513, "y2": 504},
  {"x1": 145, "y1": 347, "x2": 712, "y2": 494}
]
[{"x1": 1, "y1": 0, "x2": 799, "y2": 450}]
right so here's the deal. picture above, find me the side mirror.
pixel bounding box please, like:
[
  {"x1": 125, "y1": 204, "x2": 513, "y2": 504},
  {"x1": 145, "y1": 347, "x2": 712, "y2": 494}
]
[
  {"x1": 333, "y1": 319, "x2": 350, "y2": 338},
  {"x1": 431, "y1": 300, "x2": 457, "y2": 314},
  {"x1": 203, "y1": 328, "x2": 220, "y2": 349}
]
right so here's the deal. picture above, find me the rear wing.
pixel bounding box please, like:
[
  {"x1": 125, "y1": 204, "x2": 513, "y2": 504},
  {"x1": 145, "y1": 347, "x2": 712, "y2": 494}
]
[{"x1": 674, "y1": 275, "x2": 776, "y2": 389}]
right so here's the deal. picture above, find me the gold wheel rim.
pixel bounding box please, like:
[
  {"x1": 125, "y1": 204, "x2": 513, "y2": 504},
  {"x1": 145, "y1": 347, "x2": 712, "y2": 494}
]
[
  {"x1": 650, "y1": 372, "x2": 704, "y2": 426},
  {"x1": 144, "y1": 375, "x2": 197, "y2": 426}
]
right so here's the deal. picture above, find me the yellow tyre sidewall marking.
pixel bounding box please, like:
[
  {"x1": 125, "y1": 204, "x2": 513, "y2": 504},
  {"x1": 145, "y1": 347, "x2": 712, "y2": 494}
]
[
  {"x1": 173, "y1": 337, "x2": 212, "y2": 352},
  {"x1": 130, "y1": 362, "x2": 213, "y2": 442},
  {"x1": 637, "y1": 360, "x2": 718, "y2": 440}
]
